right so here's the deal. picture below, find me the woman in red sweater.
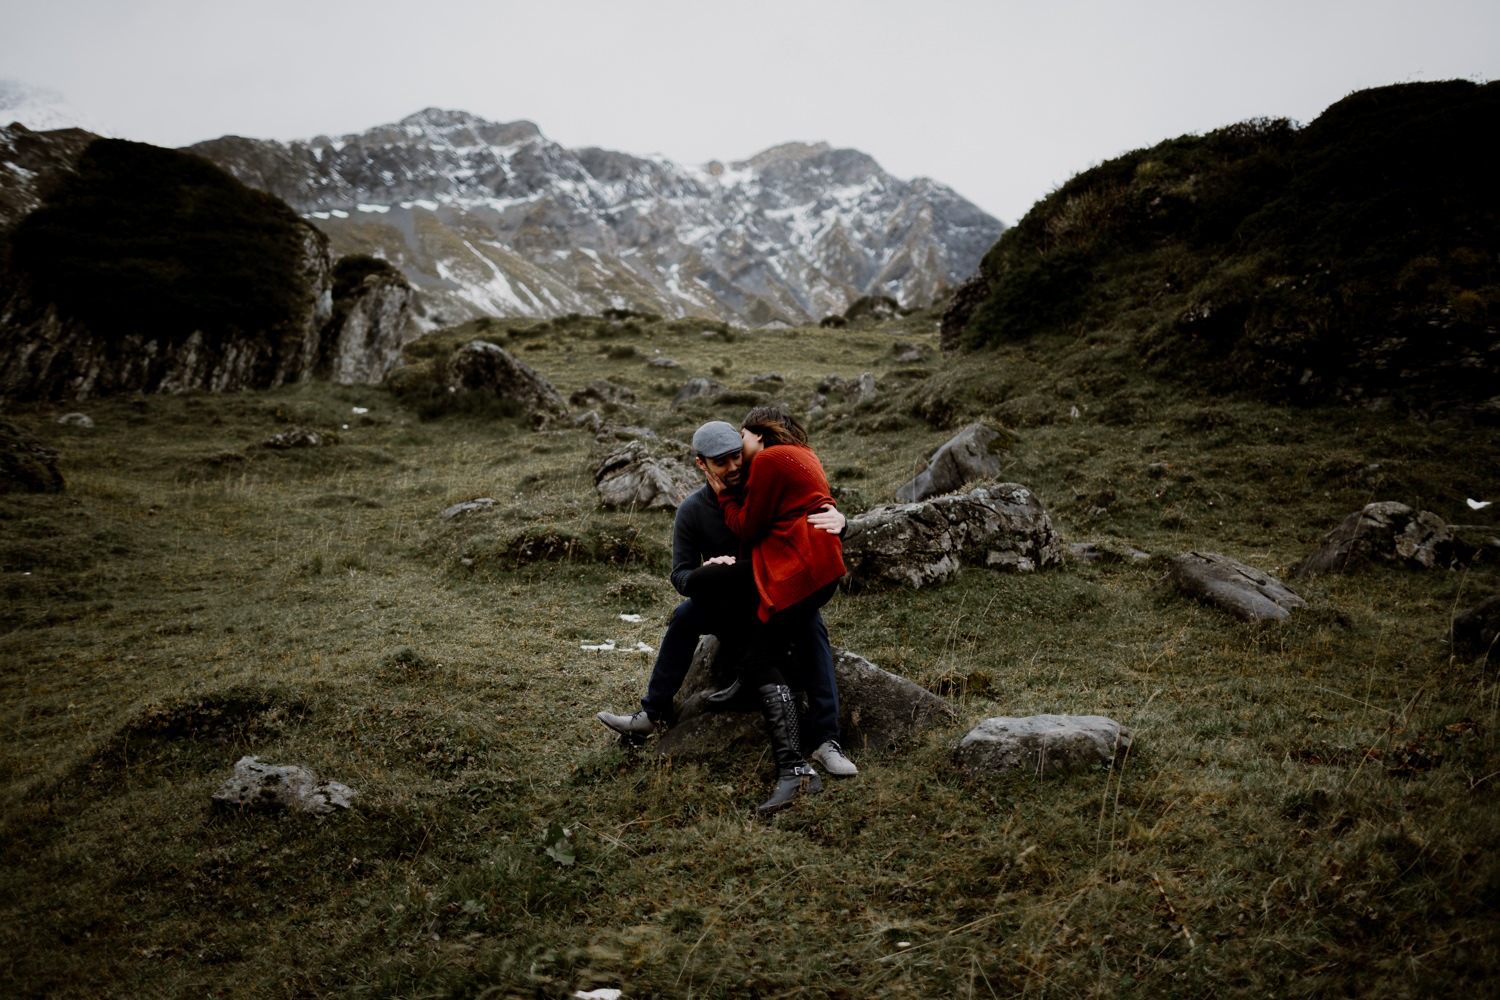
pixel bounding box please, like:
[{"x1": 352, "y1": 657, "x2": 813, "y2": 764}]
[{"x1": 704, "y1": 404, "x2": 846, "y2": 814}]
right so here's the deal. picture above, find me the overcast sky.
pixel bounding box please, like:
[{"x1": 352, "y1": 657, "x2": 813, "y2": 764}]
[{"x1": 2, "y1": 0, "x2": 1496, "y2": 224}]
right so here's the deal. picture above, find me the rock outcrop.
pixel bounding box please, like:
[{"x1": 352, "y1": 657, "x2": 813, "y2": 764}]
[
  {"x1": 0, "y1": 131, "x2": 415, "y2": 402},
  {"x1": 323, "y1": 258, "x2": 415, "y2": 385},
  {"x1": 1294, "y1": 501, "x2": 1468, "y2": 578},
  {"x1": 842, "y1": 484, "x2": 1064, "y2": 589}
]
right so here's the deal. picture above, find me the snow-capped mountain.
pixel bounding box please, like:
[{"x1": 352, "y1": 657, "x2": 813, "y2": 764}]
[
  {"x1": 190, "y1": 109, "x2": 1003, "y2": 329},
  {"x1": 0, "y1": 80, "x2": 112, "y2": 137}
]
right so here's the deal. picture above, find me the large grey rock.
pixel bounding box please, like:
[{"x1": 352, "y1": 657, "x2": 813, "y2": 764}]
[
  {"x1": 842, "y1": 484, "x2": 1064, "y2": 589},
  {"x1": 445, "y1": 339, "x2": 568, "y2": 423},
  {"x1": 211, "y1": 756, "x2": 357, "y2": 814},
  {"x1": 594, "y1": 441, "x2": 697, "y2": 511},
  {"x1": 895, "y1": 422, "x2": 1008, "y2": 502},
  {"x1": 651, "y1": 637, "x2": 956, "y2": 757},
  {"x1": 1294, "y1": 501, "x2": 1467, "y2": 578},
  {"x1": 954, "y1": 715, "x2": 1132, "y2": 777},
  {"x1": 1172, "y1": 551, "x2": 1306, "y2": 621}
]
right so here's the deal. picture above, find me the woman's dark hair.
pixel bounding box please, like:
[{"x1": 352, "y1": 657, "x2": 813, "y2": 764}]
[{"x1": 741, "y1": 404, "x2": 808, "y2": 447}]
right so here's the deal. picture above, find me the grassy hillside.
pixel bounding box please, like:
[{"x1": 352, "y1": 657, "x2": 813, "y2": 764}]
[
  {"x1": 946, "y1": 80, "x2": 1500, "y2": 414},
  {"x1": 1, "y1": 310, "x2": 1497, "y2": 998}
]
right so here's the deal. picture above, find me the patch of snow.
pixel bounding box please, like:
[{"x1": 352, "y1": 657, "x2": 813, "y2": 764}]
[{"x1": 356, "y1": 204, "x2": 391, "y2": 214}]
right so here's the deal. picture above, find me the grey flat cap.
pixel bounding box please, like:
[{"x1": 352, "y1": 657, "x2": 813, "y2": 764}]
[{"x1": 692, "y1": 420, "x2": 742, "y2": 459}]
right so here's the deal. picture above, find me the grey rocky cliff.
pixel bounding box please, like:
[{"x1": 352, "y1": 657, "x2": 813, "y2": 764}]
[{"x1": 189, "y1": 110, "x2": 1004, "y2": 330}]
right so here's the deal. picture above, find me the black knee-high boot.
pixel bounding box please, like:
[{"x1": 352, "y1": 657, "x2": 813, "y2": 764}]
[{"x1": 756, "y1": 683, "x2": 823, "y2": 815}]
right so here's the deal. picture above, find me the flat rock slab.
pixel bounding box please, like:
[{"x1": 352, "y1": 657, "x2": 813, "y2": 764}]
[
  {"x1": 211, "y1": 756, "x2": 358, "y2": 814},
  {"x1": 1173, "y1": 551, "x2": 1306, "y2": 621},
  {"x1": 955, "y1": 715, "x2": 1132, "y2": 777}
]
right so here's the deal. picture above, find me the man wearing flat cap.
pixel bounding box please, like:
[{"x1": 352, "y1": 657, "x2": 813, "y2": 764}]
[{"x1": 596, "y1": 419, "x2": 858, "y2": 778}]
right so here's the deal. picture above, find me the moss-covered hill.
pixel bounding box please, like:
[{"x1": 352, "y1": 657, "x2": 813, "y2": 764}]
[
  {"x1": 4, "y1": 138, "x2": 318, "y2": 344},
  {"x1": 942, "y1": 80, "x2": 1500, "y2": 416}
]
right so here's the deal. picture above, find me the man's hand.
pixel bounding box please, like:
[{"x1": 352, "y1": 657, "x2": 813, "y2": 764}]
[
  {"x1": 807, "y1": 504, "x2": 846, "y2": 535},
  {"x1": 701, "y1": 555, "x2": 737, "y2": 566}
]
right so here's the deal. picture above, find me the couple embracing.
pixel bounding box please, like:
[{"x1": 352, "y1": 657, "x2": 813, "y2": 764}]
[{"x1": 597, "y1": 404, "x2": 857, "y2": 815}]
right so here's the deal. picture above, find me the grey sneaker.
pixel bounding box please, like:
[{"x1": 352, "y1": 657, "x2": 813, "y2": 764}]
[
  {"x1": 810, "y1": 740, "x2": 859, "y2": 777},
  {"x1": 596, "y1": 709, "x2": 658, "y2": 737}
]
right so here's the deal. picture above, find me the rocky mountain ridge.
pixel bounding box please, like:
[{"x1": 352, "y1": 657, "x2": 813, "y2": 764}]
[{"x1": 189, "y1": 108, "x2": 1003, "y2": 329}]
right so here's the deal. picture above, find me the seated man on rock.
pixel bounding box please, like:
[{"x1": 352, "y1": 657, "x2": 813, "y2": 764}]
[{"x1": 596, "y1": 420, "x2": 857, "y2": 778}]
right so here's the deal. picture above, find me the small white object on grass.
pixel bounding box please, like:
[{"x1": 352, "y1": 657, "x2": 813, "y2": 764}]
[
  {"x1": 619, "y1": 613, "x2": 643, "y2": 623},
  {"x1": 1468, "y1": 498, "x2": 1492, "y2": 510}
]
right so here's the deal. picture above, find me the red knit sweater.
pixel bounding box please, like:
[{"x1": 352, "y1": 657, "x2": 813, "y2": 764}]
[{"x1": 717, "y1": 443, "x2": 847, "y2": 622}]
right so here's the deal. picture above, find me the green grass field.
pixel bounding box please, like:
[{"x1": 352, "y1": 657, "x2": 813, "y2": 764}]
[{"x1": 2, "y1": 310, "x2": 1497, "y2": 998}]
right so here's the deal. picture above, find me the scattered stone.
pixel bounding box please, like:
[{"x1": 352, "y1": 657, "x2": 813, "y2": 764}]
[
  {"x1": 892, "y1": 342, "x2": 925, "y2": 363},
  {"x1": 816, "y1": 372, "x2": 878, "y2": 407},
  {"x1": 671, "y1": 376, "x2": 728, "y2": 409},
  {"x1": 0, "y1": 419, "x2": 64, "y2": 493},
  {"x1": 440, "y1": 497, "x2": 498, "y2": 519},
  {"x1": 1172, "y1": 551, "x2": 1306, "y2": 621},
  {"x1": 1452, "y1": 595, "x2": 1500, "y2": 656},
  {"x1": 842, "y1": 484, "x2": 1064, "y2": 589},
  {"x1": 747, "y1": 372, "x2": 784, "y2": 384},
  {"x1": 1293, "y1": 501, "x2": 1468, "y2": 578},
  {"x1": 650, "y1": 637, "x2": 957, "y2": 758},
  {"x1": 446, "y1": 339, "x2": 568, "y2": 424},
  {"x1": 1069, "y1": 541, "x2": 1151, "y2": 563},
  {"x1": 57, "y1": 412, "x2": 94, "y2": 428},
  {"x1": 264, "y1": 426, "x2": 329, "y2": 449},
  {"x1": 594, "y1": 441, "x2": 697, "y2": 511},
  {"x1": 648, "y1": 357, "x2": 682, "y2": 368},
  {"x1": 211, "y1": 755, "x2": 357, "y2": 814},
  {"x1": 955, "y1": 715, "x2": 1132, "y2": 777},
  {"x1": 574, "y1": 410, "x2": 605, "y2": 433},
  {"x1": 570, "y1": 381, "x2": 636, "y2": 407},
  {"x1": 895, "y1": 422, "x2": 1008, "y2": 502}
]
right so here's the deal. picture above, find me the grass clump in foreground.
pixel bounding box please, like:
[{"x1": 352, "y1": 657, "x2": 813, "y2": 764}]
[{"x1": 0, "y1": 313, "x2": 1497, "y2": 998}]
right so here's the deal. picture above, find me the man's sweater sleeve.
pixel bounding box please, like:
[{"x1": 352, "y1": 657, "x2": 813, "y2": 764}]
[{"x1": 669, "y1": 495, "x2": 708, "y2": 595}]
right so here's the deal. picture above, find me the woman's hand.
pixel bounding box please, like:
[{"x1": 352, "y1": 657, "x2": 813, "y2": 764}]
[
  {"x1": 703, "y1": 467, "x2": 727, "y2": 495},
  {"x1": 701, "y1": 554, "x2": 737, "y2": 567},
  {"x1": 807, "y1": 504, "x2": 846, "y2": 535}
]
